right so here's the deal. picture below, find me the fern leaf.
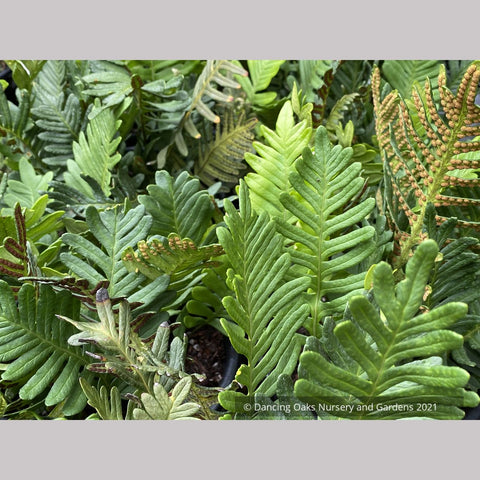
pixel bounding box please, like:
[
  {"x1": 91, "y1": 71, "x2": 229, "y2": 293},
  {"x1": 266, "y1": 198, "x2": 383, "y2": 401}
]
[
  {"x1": 3, "y1": 156, "x2": 53, "y2": 208},
  {"x1": 294, "y1": 240, "x2": 479, "y2": 419},
  {"x1": 217, "y1": 181, "x2": 310, "y2": 415},
  {"x1": 275, "y1": 126, "x2": 376, "y2": 336},
  {"x1": 79, "y1": 378, "x2": 126, "y2": 420},
  {"x1": 373, "y1": 62, "x2": 480, "y2": 267},
  {"x1": 244, "y1": 101, "x2": 312, "y2": 220},
  {"x1": 60, "y1": 204, "x2": 152, "y2": 299},
  {"x1": 139, "y1": 170, "x2": 214, "y2": 245},
  {"x1": 68, "y1": 99, "x2": 122, "y2": 197},
  {"x1": 132, "y1": 376, "x2": 200, "y2": 420},
  {"x1": 381, "y1": 60, "x2": 440, "y2": 98},
  {"x1": 0, "y1": 281, "x2": 88, "y2": 415},
  {"x1": 31, "y1": 61, "x2": 86, "y2": 167},
  {"x1": 195, "y1": 111, "x2": 257, "y2": 190}
]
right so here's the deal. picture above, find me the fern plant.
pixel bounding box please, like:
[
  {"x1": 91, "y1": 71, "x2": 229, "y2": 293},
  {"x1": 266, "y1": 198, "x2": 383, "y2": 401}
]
[
  {"x1": 59, "y1": 287, "x2": 205, "y2": 419},
  {"x1": 372, "y1": 62, "x2": 480, "y2": 267},
  {"x1": 294, "y1": 240, "x2": 479, "y2": 419}
]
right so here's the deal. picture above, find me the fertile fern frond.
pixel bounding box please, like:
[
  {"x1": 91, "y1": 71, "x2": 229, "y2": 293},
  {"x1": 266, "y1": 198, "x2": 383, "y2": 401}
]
[
  {"x1": 0, "y1": 282, "x2": 89, "y2": 416},
  {"x1": 195, "y1": 110, "x2": 257, "y2": 190},
  {"x1": 217, "y1": 181, "x2": 310, "y2": 416},
  {"x1": 179, "y1": 60, "x2": 247, "y2": 144},
  {"x1": 0, "y1": 204, "x2": 29, "y2": 279},
  {"x1": 294, "y1": 240, "x2": 479, "y2": 419},
  {"x1": 275, "y1": 126, "x2": 376, "y2": 336},
  {"x1": 139, "y1": 170, "x2": 215, "y2": 245},
  {"x1": 244, "y1": 101, "x2": 312, "y2": 221},
  {"x1": 59, "y1": 203, "x2": 153, "y2": 299},
  {"x1": 31, "y1": 60, "x2": 86, "y2": 167},
  {"x1": 372, "y1": 62, "x2": 480, "y2": 267},
  {"x1": 122, "y1": 234, "x2": 223, "y2": 291}
]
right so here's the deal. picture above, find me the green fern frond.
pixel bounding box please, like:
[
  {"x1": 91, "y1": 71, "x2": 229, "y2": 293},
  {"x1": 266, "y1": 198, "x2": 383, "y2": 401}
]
[
  {"x1": 2, "y1": 156, "x2": 53, "y2": 209},
  {"x1": 132, "y1": 376, "x2": 200, "y2": 420},
  {"x1": 244, "y1": 101, "x2": 312, "y2": 221},
  {"x1": 139, "y1": 170, "x2": 214, "y2": 245},
  {"x1": 79, "y1": 378, "x2": 127, "y2": 420},
  {"x1": 195, "y1": 110, "x2": 257, "y2": 190},
  {"x1": 67, "y1": 99, "x2": 122, "y2": 197},
  {"x1": 275, "y1": 126, "x2": 376, "y2": 336},
  {"x1": 217, "y1": 181, "x2": 310, "y2": 415},
  {"x1": 60, "y1": 203, "x2": 153, "y2": 299},
  {"x1": 0, "y1": 282, "x2": 89, "y2": 416},
  {"x1": 294, "y1": 240, "x2": 479, "y2": 419},
  {"x1": 381, "y1": 60, "x2": 441, "y2": 99},
  {"x1": 232, "y1": 60, "x2": 285, "y2": 109},
  {"x1": 31, "y1": 61, "x2": 86, "y2": 167}
]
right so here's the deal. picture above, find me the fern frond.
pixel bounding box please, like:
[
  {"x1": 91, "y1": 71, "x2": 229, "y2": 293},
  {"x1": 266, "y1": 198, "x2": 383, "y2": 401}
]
[
  {"x1": 275, "y1": 126, "x2": 376, "y2": 336},
  {"x1": 31, "y1": 61, "x2": 86, "y2": 167},
  {"x1": 68, "y1": 99, "x2": 122, "y2": 197},
  {"x1": 244, "y1": 101, "x2": 312, "y2": 221},
  {"x1": 139, "y1": 170, "x2": 214, "y2": 245},
  {"x1": 60, "y1": 204, "x2": 153, "y2": 299},
  {"x1": 373, "y1": 62, "x2": 480, "y2": 267},
  {"x1": 217, "y1": 181, "x2": 310, "y2": 415},
  {"x1": 132, "y1": 376, "x2": 200, "y2": 420},
  {"x1": 195, "y1": 110, "x2": 257, "y2": 190},
  {"x1": 79, "y1": 378, "x2": 126, "y2": 420},
  {"x1": 381, "y1": 60, "x2": 440, "y2": 98},
  {"x1": 0, "y1": 282, "x2": 89, "y2": 416},
  {"x1": 294, "y1": 240, "x2": 479, "y2": 419}
]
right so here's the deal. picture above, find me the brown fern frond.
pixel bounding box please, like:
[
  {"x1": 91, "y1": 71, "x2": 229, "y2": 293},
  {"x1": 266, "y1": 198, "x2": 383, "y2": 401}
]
[{"x1": 373, "y1": 63, "x2": 480, "y2": 267}]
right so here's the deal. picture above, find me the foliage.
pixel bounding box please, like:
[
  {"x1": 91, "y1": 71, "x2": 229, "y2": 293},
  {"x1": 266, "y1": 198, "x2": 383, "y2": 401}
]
[
  {"x1": 294, "y1": 241, "x2": 479, "y2": 419},
  {"x1": 2, "y1": 59, "x2": 480, "y2": 421}
]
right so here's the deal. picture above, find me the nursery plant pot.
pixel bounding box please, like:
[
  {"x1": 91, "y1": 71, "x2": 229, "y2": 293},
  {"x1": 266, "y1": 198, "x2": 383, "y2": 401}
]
[{"x1": 185, "y1": 325, "x2": 240, "y2": 388}]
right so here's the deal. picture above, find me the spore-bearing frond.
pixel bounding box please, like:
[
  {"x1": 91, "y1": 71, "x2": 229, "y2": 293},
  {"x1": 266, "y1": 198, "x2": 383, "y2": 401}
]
[{"x1": 373, "y1": 63, "x2": 480, "y2": 266}]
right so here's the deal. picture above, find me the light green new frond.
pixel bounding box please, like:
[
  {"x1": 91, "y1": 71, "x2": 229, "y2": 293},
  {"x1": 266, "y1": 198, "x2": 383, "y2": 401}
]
[
  {"x1": 295, "y1": 240, "x2": 479, "y2": 419},
  {"x1": 244, "y1": 101, "x2": 312, "y2": 220},
  {"x1": 276, "y1": 126, "x2": 376, "y2": 336},
  {"x1": 0, "y1": 282, "x2": 88, "y2": 416},
  {"x1": 217, "y1": 182, "x2": 310, "y2": 415},
  {"x1": 79, "y1": 378, "x2": 126, "y2": 420},
  {"x1": 68, "y1": 100, "x2": 122, "y2": 197}
]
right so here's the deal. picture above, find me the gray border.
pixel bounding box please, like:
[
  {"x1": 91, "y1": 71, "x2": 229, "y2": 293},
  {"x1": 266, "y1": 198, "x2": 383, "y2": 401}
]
[{"x1": 2, "y1": 1, "x2": 480, "y2": 478}]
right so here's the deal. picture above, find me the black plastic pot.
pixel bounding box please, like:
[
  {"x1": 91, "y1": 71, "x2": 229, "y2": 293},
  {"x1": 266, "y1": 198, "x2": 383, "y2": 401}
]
[{"x1": 0, "y1": 64, "x2": 17, "y2": 104}]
